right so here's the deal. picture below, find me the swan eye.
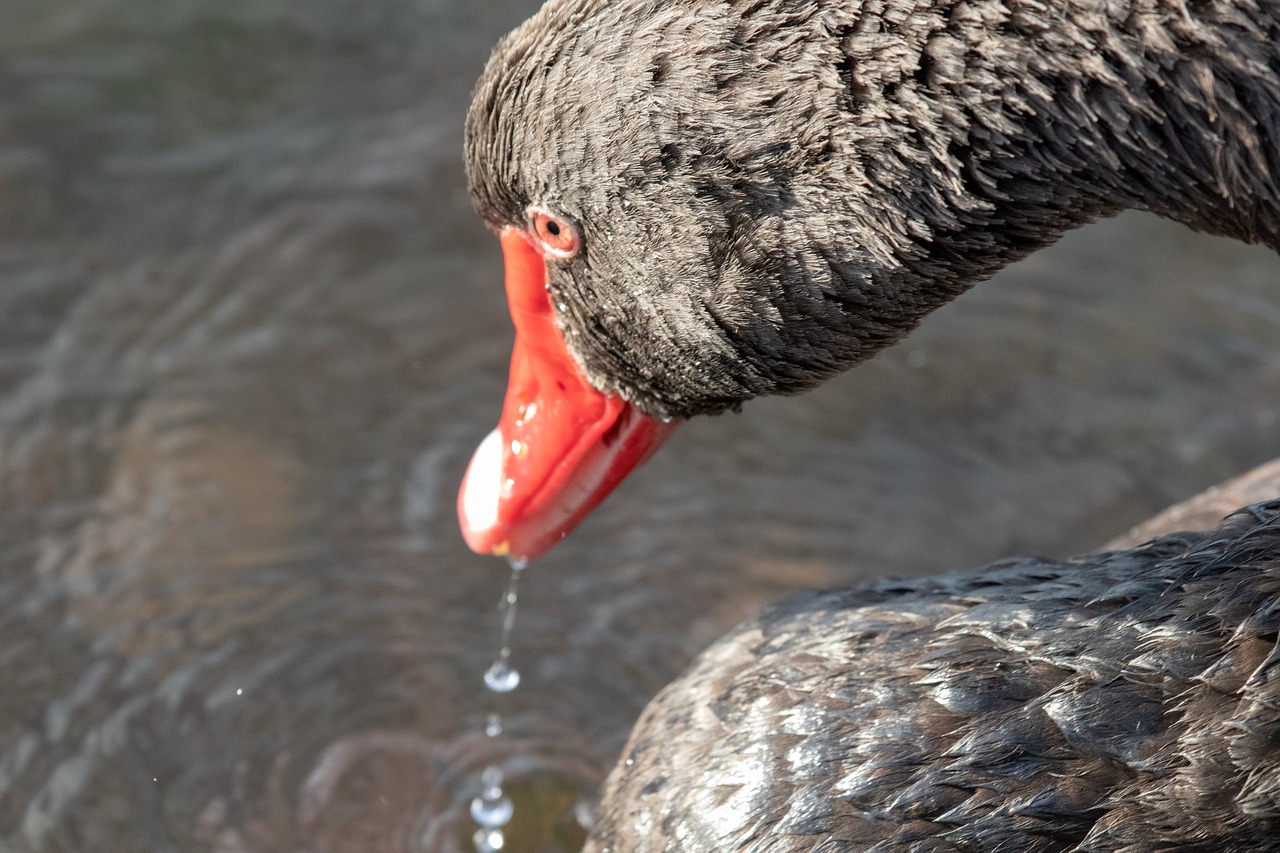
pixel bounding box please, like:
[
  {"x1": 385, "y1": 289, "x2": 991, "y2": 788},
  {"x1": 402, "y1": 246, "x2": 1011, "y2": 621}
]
[{"x1": 529, "y1": 208, "x2": 581, "y2": 259}]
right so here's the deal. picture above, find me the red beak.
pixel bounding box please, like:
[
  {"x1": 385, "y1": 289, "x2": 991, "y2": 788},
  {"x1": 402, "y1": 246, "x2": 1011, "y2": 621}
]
[{"x1": 458, "y1": 228, "x2": 678, "y2": 562}]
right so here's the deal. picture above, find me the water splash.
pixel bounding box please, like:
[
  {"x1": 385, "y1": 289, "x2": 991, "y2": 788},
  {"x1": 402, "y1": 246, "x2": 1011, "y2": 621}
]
[
  {"x1": 473, "y1": 828, "x2": 505, "y2": 853},
  {"x1": 470, "y1": 766, "x2": 514, "y2": 827}
]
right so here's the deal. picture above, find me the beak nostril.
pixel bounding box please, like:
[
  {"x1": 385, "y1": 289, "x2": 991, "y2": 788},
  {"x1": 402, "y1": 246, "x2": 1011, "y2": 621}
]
[{"x1": 599, "y1": 405, "x2": 630, "y2": 449}]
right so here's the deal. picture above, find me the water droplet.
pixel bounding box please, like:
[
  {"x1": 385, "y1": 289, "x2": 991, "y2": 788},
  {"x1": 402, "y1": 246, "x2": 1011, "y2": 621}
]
[
  {"x1": 484, "y1": 661, "x2": 520, "y2": 693},
  {"x1": 574, "y1": 798, "x2": 596, "y2": 829},
  {"x1": 510, "y1": 439, "x2": 525, "y2": 456},
  {"x1": 660, "y1": 415, "x2": 673, "y2": 424},
  {"x1": 473, "y1": 827, "x2": 505, "y2": 852},
  {"x1": 471, "y1": 793, "x2": 515, "y2": 828},
  {"x1": 485, "y1": 713, "x2": 503, "y2": 737},
  {"x1": 507, "y1": 557, "x2": 528, "y2": 572},
  {"x1": 482, "y1": 765, "x2": 504, "y2": 791},
  {"x1": 501, "y1": 478, "x2": 514, "y2": 496}
]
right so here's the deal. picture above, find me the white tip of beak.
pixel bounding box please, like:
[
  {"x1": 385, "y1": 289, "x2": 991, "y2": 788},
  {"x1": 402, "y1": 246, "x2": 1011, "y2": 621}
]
[{"x1": 459, "y1": 428, "x2": 505, "y2": 550}]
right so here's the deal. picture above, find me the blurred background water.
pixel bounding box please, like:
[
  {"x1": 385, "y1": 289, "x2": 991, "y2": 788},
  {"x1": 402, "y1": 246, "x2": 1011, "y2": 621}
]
[{"x1": 0, "y1": 0, "x2": 1278, "y2": 850}]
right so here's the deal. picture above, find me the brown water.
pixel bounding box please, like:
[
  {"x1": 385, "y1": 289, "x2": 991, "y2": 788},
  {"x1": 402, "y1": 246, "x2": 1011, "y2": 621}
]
[{"x1": 1, "y1": 1, "x2": 1279, "y2": 850}]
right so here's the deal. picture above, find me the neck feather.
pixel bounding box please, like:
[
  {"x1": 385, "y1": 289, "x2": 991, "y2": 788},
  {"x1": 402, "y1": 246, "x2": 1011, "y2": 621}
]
[{"x1": 827, "y1": 0, "x2": 1280, "y2": 350}]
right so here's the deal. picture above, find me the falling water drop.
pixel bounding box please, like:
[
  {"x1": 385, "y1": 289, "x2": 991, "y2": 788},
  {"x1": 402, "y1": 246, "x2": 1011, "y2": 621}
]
[
  {"x1": 483, "y1": 562, "x2": 524, "y2": 694},
  {"x1": 574, "y1": 798, "x2": 596, "y2": 830},
  {"x1": 484, "y1": 660, "x2": 520, "y2": 693},
  {"x1": 485, "y1": 713, "x2": 503, "y2": 737},
  {"x1": 471, "y1": 792, "x2": 515, "y2": 827},
  {"x1": 473, "y1": 828, "x2": 505, "y2": 852}
]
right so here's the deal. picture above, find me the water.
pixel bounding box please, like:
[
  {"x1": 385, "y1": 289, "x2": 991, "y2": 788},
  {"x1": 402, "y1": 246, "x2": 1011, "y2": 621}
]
[
  {"x1": 482, "y1": 560, "x2": 525, "y2": 695},
  {"x1": 0, "y1": 0, "x2": 1278, "y2": 850},
  {"x1": 483, "y1": 662, "x2": 520, "y2": 693},
  {"x1": 471, "y1": 767, "x2": 514, "y2": 826},
  {"x1": 471, "y1": 767, "x2": 514, "y2": 851},
  {"x1": 470, "y1": 558, "x2": 526, "y2": 851}
]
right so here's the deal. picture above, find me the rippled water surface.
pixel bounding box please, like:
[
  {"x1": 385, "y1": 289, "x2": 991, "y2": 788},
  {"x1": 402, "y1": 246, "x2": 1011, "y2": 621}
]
[{"x1": 1, "y1": 1, "x2": 1279, "y2": 850}]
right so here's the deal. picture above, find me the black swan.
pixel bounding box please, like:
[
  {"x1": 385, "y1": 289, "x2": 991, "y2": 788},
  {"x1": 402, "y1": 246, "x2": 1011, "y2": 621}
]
[{"x1": 456, "y1": 0, "x2": 1280, "y2": 848}]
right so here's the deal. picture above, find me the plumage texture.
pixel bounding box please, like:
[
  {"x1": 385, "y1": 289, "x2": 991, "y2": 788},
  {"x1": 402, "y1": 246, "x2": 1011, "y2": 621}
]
[
  {"x1": 586, "y1": 501, "x2": 1280, "y2": 852},
  {"x1": 467, "y1": 0, "x2": 1280, "y2": 418}
]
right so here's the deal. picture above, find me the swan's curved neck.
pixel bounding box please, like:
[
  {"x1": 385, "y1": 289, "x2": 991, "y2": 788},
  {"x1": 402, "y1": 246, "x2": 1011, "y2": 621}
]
[
  {"x1": 1053, "y1": 1, "x2": 1279, "y2": 250},
  {"x1": 828, "y1": 0, "x2": 1280, "y2": 354},
  {"x1": 919, "y1": 0, "x2": 1280, "y2": 250}
]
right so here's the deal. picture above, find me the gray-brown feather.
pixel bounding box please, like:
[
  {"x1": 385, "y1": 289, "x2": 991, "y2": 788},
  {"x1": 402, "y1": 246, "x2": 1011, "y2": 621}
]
[
  {"x1": 467, "y1": 0, "x2": 1280, "y2": 418},
  {"x1": 585, "y1": 502, "x2": 1280, "y2": 852}
]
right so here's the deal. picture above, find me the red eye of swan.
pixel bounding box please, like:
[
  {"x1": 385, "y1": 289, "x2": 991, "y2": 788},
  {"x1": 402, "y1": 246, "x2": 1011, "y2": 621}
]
[{"x1": 529, "y1": 207, "x2": 581, "y2": 259}]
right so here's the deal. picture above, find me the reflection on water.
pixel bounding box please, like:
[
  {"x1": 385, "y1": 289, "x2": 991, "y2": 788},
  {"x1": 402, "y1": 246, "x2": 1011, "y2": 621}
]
[{"x1": 0, "y1": 0, "x2": 1278, "y2": 850}]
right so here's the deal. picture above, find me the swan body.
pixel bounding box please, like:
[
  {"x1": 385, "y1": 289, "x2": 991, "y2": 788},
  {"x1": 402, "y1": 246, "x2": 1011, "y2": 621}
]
[{"x1": 586, "y1": 502, "x2": 1280, "y2": 851}]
